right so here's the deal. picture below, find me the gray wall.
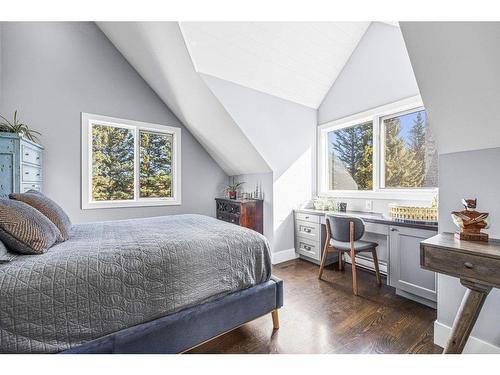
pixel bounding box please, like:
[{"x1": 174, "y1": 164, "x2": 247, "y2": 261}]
[
  {"x1": 438, "y1": 148, "x2": 500, "y2": 348},
  {"x1": 400, "y1": 21, "x2": 500, "y2": 352},
  {"x1": 318, "y1": 22, "x2": 420, "y2": 124},
  {"x1": 0, "y1": 22, "x2": 227, "y2": 223}
]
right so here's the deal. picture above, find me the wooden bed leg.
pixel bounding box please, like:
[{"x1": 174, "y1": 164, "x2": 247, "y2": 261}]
[{"x1": 271, "y1": 309, "x2": 280, "y2": 330}]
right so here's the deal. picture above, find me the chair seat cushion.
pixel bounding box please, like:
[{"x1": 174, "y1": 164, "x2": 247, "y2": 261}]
[{"x1": 329, "y1": 239, "x2": 378, "y2": 252}]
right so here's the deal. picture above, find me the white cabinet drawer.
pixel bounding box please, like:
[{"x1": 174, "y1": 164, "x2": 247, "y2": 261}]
[
  {"x1": 21, "y1": 144, "x2": 42, "y2": 166},
  {"x1": 22, "y1": 164, "x2": 42, "y2": 182},
  {"x1": 295, "y1": 212, "x2": 320, "y2": 224},
  {"x1": 295, "y1": 220, "x2": 320, "y2": 242},
  {"x1": 22, "y1": 183, "x2": 42, "y2": 192},
  {"x1": 296, "y1": 238, "x2": 320, "y2": 260}
]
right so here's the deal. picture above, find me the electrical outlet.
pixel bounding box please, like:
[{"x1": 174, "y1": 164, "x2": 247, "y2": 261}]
[{"x1": 365, "y1": 200, "x2": 373, "y2": 211}]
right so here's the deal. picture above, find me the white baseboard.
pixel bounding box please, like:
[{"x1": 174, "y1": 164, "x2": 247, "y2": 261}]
[
  {"x1": 272, "y1": 248, "x2": 298, "y2": 265},
  {"x1": 434, "y1": 320, "x2": 500, "y2": 354}
]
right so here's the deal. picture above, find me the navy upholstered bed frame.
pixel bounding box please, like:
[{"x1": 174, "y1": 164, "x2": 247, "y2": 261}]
[{"x1": 62, "y1": 276, "x2": 283, "y2": 354}]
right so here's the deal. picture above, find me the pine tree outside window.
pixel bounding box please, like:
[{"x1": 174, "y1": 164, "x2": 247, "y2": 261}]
[
  {"x1": 82, "y1": 113, "x2": 181, "y2": 209},
  {"x1": 318, "y1": 96, "x2": 438, "y2": 199}
]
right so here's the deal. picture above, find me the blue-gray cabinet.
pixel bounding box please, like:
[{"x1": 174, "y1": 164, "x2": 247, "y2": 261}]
[{"x1": 0, "y1": 132, "x2": 44, "y2": 196}]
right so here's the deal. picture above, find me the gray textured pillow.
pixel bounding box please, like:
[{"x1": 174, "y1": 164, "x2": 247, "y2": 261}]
[
  {"x1": 0, "y1": 240, "x2": 17, "y2": 263},
  {"x1": 9, "y1": 190, "x2": 72, "y2": 241},
  {"x1": 0, "y1": 199, "x2": 62, "y2": 255}
]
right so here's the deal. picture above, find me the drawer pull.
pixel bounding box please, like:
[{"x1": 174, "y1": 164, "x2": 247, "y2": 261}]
[
  {"x1": 303, "y1": 228, "x2": 312, "y2": 233},
  {"x1": 304, "y1": 216, "x2": 309, "y2": 219},
  {"x1": 303, "y1": 245, "x2": 311, "y2": 251},
  {"x1": 25, "y1": 152, "x2": 30, "y2": 156},
  {"x1": 464, "y1": 262, "x2": 474, "y2": 269},
  {"x1": 25, "y1": 172, "x2": 29, "y2": 174}
]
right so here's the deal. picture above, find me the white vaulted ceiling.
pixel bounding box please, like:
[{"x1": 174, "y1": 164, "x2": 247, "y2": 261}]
[{"x1": 179, "y1": 22, "x2": 370, "y2": 108}]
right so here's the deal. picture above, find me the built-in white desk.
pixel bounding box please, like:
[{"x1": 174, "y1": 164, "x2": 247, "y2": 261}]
[{"x1": 294, "y1": 208, "x2": 438, "y2": 307}]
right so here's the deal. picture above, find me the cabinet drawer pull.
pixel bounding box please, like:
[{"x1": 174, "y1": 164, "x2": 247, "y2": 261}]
[
  {"x1": 304, "y1": 216, "x2": 309, "y2": 219},
  {"x1": 464, "y1": 262, "x2": 474, "y2": 269},
  {"x1": 25, "y1": 172, "x2": 29, "y2": 174},
  {"x1": 391, "y1": 228, "x2": 398, "y2": 232},
  {"x1": 303, "y1": 245, "x2": 311, "y2": 251},
  {"x1": 25, "y1": 152, "x2": 30, "y2": 156},
  {"x1": 303, "y1": 228, "x2": 312, "y2": 233}
]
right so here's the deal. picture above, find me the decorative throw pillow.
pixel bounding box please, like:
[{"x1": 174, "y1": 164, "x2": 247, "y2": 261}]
[
  {"x1": 0, "y1": 199, "x2": 62, "y2": 255},
  {"x1": 0, "y1": 240, "x2": 17, "y2": 263},
  {"x1": 9, "y1": 190, "x2": 72, "y2": 241}
]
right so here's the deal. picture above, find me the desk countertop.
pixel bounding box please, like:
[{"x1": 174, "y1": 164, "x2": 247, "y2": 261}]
[{"x1": 295, "y1": 208, "x2": 438, "y2": 231}]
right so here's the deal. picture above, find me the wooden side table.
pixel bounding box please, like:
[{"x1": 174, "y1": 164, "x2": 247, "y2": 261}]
[{"x1": 421, "y1": 233, "x2": 500, "y2": 353}]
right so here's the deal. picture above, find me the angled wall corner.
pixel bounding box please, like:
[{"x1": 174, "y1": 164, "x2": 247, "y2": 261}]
[
  {"x1": 400, "y1": 21, "x2": 500, "y2": 155},
  {"x1": 201, "y1": 73, "x2": 317, "y2": 254},
  {"x1": 97, "y1": 21, "x2": 271, "y2": 177},
  {"x1": 318, "y1": 21, "x2": 420, "y2": 125}
]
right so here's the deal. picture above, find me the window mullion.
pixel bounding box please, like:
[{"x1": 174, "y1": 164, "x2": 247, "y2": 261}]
[
  {"x1": 134, "y1": 127, "x2": 139, "y2": 202},
  {"x1": 373, "y1": 115, "x2": 381, "y2": 191}
]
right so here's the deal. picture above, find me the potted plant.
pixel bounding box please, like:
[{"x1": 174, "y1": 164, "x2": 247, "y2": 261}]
[
  {"x1": 225, "y1": 180, "x2": 244, "y2": 200},
  {"x1": 0, "y1": 110, "x2": 41, "y2": 142}
]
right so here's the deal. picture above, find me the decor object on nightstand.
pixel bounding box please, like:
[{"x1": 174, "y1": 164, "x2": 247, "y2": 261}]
[
  {"x1": 215, "y1": 197, "x2": 263, "y2": 234},
  {"x1": 451, "y1": 198, "x2": 489, "y2": 242},
  {"x1": 224, "y1": 179, "x2": 244, "y2": 200}
]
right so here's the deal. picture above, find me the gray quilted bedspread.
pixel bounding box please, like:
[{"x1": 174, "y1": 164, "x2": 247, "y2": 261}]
[{"x1": 0, "y1": 214, "x2": 271, "y2": 353}]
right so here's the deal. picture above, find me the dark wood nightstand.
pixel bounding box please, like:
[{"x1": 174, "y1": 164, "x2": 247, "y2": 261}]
[{"x1": 215, "y1": 198, "x2": 263, "y2": 234}]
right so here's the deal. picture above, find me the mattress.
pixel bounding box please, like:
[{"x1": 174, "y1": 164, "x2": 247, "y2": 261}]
[{"x1": 0, "y1": 214, "x2": 272, "y2": 353}]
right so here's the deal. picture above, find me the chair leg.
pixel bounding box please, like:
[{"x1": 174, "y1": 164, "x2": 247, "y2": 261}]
[
  {"x1": 318, "y1": 246, "x2": 329, "y2": 280},
  {"x1": 338, "y1": 251, "x2": 343, "y2": 271},
  {"x1": 372, "y1": 248, "x2": 382, "y2": 286},
  {"x1": 271, "y1": 309, "x2": 279, "y2": 330},
  {"x1": 350, "y1": 248, "x2": 358, "y2": 296}
]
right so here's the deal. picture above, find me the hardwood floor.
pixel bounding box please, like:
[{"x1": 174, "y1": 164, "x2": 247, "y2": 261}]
[{"x1": 187, "y1": 259, "x2": 442, "y2": 354}]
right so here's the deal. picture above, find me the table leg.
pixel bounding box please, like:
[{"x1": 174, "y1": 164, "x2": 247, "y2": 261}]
[{"x1": 444, "y1": 280, "x2": 491, "y2": 354}]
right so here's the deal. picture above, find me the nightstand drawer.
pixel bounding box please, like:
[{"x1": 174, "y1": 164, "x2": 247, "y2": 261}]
[
  {"x1": 21, "y1": 164, "x2": 42, "y2": 182},
  {"x1": 295, "y1": 220, "x2": 320, "y2": 242},
  {"x1": 295, "y1": 212, "x2": 320, "y2": 224},
  {"x1": 296, "y1": 238, "x2": 320, "y2": 260},
  {"x1": 22, "y1": 183, "x2": 42, "y2": 192},
  {"x1": 21, "y1": 144, "x2": 42, "y2": 166},
  {"x1": 421, "y1": 245, "x2": 500, "y2": 287}
]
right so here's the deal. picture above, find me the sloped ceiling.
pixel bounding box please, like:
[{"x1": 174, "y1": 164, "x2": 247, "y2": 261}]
[
  {"x1": 97, "y1": 22, "x2": 270, "y2": 176},
  {"x1": 400, "y1": 22, "x2": 500, "y2": 155},
  {"x1": 179, "y1": 22, "x2": 370, "y2": 108}
]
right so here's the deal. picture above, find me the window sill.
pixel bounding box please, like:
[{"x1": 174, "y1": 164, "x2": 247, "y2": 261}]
[
  {"x1": 319, "y1": 189, "x2": 438, "y2": 201},
  {"x1": 82, "y1": 199, "x2": 182, "y2": 210}
]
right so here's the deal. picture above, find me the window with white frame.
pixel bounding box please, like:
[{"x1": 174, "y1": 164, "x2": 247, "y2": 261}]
[
  {"x1": 81, "y1": 113, "x2": 181, "y2": 209},
  {"x1": 318, "y1": 97, "x2": 438, "y2": 198}
]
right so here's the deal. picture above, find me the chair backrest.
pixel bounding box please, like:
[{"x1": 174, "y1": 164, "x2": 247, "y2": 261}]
[{"x1": 326, "y1": 214, "x2": 365, "y2": 242}]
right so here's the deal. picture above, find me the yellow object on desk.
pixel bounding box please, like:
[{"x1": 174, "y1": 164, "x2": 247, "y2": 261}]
[{"x1": 388, "y1": 203, "x2": 438, "y2": 223}]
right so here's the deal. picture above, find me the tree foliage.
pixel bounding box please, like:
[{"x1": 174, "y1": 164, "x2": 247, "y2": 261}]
[
  {"x1": 92, "y1": 125, "x2": 134, "y2": 201},
  {"x1": 384, "y1": 117, "x2": 424, "y2": 188},
  {"x1": 91, "y1": 125, "x2": 173, "y2": 201},
  {"x1": 139, "y1": 131, "x2": 172, "y2": 198},
  {"x1": 330, "y1": 110, "x2": 436, "y2": 190},
  {"x1": 330, "y1": 122, "x2": 373, "y2": 190}
]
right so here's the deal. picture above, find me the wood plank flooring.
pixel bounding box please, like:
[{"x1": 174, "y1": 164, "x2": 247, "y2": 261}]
[{"x1": 187, "y1": 259, "x2": 442, "y2": 354}]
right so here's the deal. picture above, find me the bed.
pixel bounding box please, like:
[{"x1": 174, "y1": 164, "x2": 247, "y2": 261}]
[{"x1": 0, "y1": 214, "x2": 282, "y2": 353}]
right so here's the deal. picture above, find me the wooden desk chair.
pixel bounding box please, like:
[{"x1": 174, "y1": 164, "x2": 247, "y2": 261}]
[{"x1": 318, "y1": 215, "x2": 382, "y2": 295}]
